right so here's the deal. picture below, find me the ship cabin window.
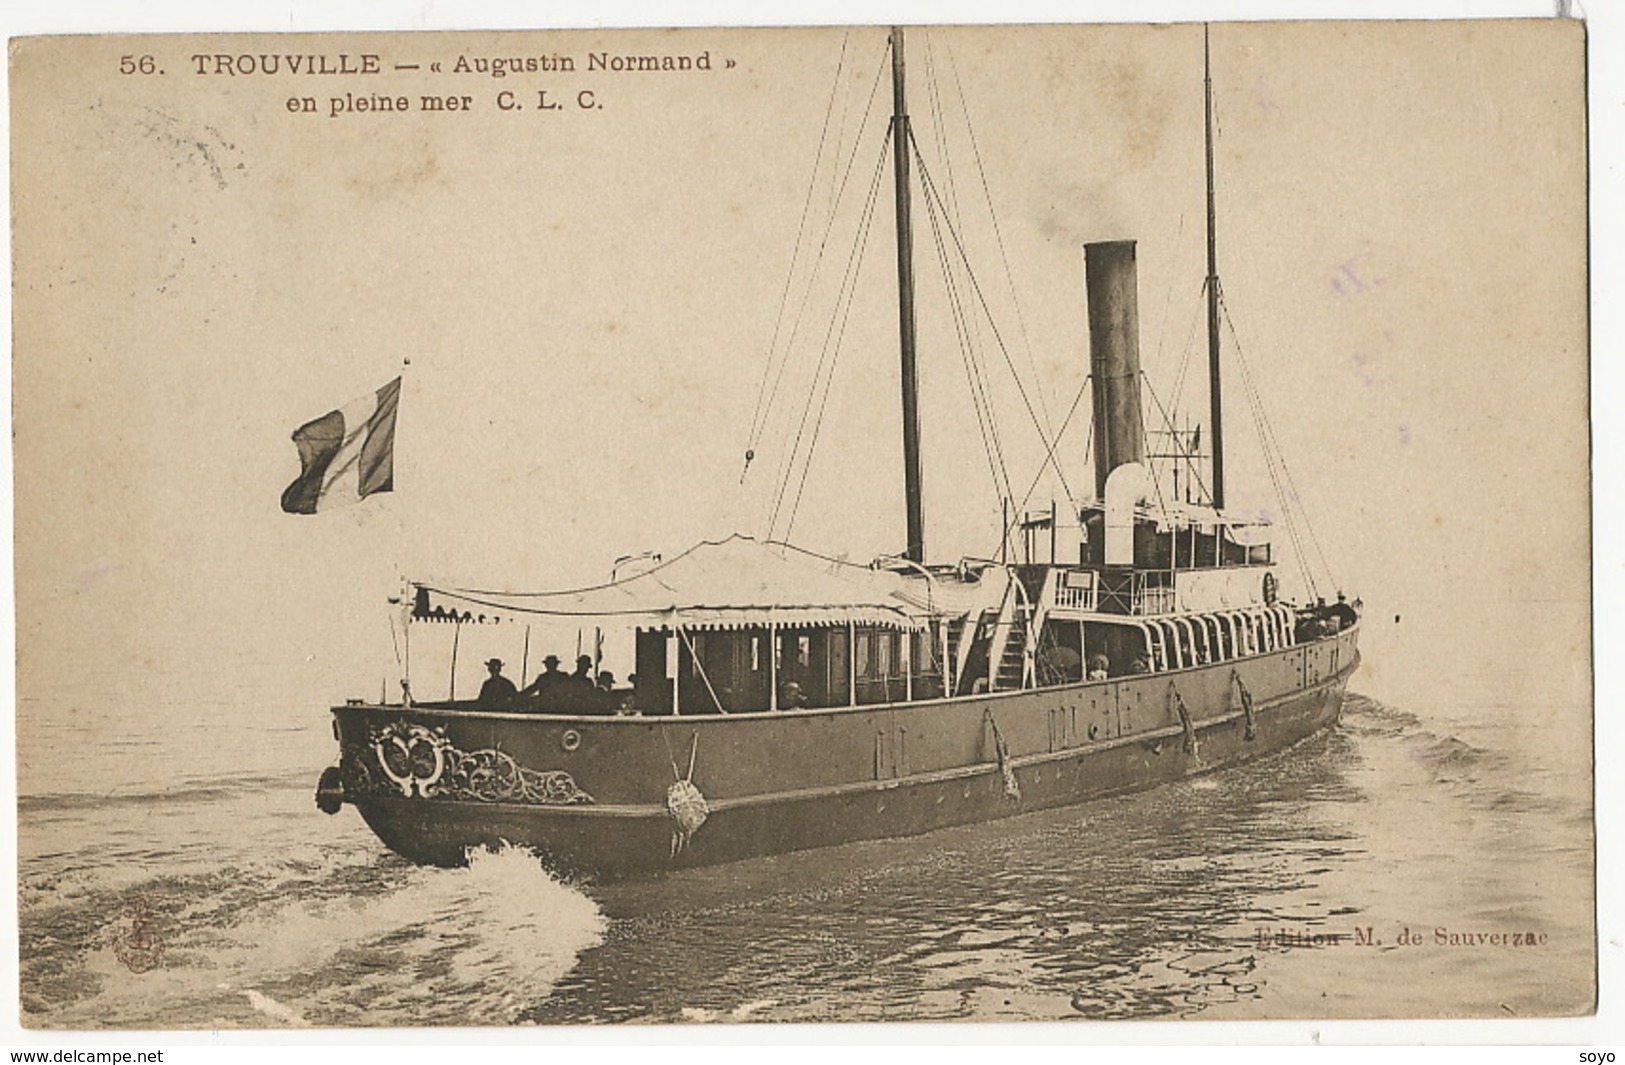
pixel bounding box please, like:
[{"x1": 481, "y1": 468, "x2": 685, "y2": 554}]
[
  {"x1": 911, "y1": 625, "x2": 945, "y2": 700},
  {"x1": 674, "y1": 630, "x2": 759, "y2": 714},
  {"x1": 774, "y1": 627, "x2": 840, "y2": 709},
  {"x1": 646, "y1": 625, "x2": 855, "y2": 713},
  {"x1": 855, "y1": 627, "x2": 907, "y2": 706},
  {"x1": 631, "y1": 623, "x2": 939, "y2": 714},
  {"x1": 848, "y1": 625, "x2": 947, "y2": 704},
  {"x1": 828, "y1": 627, "x2": 850, "y2": 705}
]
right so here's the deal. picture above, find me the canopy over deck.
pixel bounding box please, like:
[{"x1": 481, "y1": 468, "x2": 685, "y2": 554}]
[{"x1": 412, "y1": 535, "x2": 965, "y2": 630}]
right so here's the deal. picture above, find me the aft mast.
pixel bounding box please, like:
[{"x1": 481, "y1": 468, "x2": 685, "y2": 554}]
[
  {"x1": 891, "y1": 26, "x2": 926, "y2": 564},
  {"x1": 1204, "y1": 24, "x2": 1226, "y2": 511}
]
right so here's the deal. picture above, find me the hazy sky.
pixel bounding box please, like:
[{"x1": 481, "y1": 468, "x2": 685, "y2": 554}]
[{"x1": 13, "y1": 21, "x2": 1588, "y2": 747}]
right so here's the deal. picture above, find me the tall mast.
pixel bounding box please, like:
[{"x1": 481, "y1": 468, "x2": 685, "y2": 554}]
[
  {"x1": 891, "y1": 26, "x2": 926, "y2": 563},
  {"x1": 1204, "y1": 23, "x2": 1226, "y2": 512}
]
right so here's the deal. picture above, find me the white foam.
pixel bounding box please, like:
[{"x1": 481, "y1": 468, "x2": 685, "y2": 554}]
[{"x1": 35, "y1": 841, "x2": 606, "y2": 1028}]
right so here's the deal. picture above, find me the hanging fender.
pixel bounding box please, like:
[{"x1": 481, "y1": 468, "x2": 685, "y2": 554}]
[
  {"x1": 1167, "y1": 682, "x2": 1197, "y2": 755},
  {"x1": 984, "y1": 710, "x2": 1022, "y2": 803},
  {"x1": 1231, "y1": 669, "x2": 1257, "y2": 741},
  {"x1": 664, "y1": 729, "x2": 709, "y2": 857}
]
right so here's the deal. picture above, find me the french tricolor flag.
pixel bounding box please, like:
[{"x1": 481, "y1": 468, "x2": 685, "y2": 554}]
[{"x1": 280, "y1": 376, "x2": 401, "y2": 514}]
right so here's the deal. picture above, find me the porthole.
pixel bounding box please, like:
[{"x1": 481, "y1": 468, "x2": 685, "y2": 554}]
[{"x1": 561, "y1": 729, "x2": 582, "y2": 753}]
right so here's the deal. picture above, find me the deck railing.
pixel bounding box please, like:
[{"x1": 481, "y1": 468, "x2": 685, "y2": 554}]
[{"x1": 1052, "y1": 570, "x2": 1098, "y2": 610}]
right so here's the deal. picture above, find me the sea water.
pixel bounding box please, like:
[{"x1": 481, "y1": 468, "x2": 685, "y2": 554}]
[{"x1": 16, "y1": 659, "x2": 1594, "y2": 1027}]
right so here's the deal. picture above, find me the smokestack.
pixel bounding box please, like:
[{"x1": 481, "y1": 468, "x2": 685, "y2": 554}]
[{"x1": 1086, "y1": 241, "x2": 1147, "y2": 501}]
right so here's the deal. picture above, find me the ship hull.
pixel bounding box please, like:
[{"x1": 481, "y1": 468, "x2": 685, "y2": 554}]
[{"x1": 327, "y1": 627, "x2": 1358, "y2": 878}]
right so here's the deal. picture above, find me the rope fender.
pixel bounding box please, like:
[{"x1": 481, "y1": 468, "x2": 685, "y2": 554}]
[
  {"x1": 1168, "y1": 682, "x2": 1198, "y2": 755},
  {"x1": 1232, "y1": 669, "x2": 1257, "y2": 741},
  {"x1": 664, "y1": 730, "x2": 709, "y2": 857},
  {"x1": 985, "y1": 710, "x2": 1022, "y2": 803}
]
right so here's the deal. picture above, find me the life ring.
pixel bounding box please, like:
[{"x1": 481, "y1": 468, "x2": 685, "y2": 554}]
[
  {"x1": 1262, "y1": 571, "x2": 1279, "y2": 606},
  {"x1": 561, "y1": 729, "x2": 582, "y2": 753}
]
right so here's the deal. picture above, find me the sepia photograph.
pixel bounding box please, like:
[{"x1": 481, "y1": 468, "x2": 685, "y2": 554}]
[{"x1": 8, "y1": 9, "x2": 1599, "y2": 1034}]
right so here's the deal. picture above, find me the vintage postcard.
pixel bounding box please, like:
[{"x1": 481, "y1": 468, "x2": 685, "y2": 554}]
[{"x1": 10, "y1": 18, "x2": 1593, "y2": 1029}]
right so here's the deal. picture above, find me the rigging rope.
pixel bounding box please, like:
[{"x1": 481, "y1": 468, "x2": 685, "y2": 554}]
[
  {"x1": 910, "y1": 130, "x2": 1079, "y2": 507},
  {"x1": 749, "y1": 40, "x2": 893, "y2": 501},
  {"x1": 1147, "y1": 212, "x2": 1189, "y2": 384},
  {"x1": 940, "y1": 37, "x2": 1055, "y2": 439},
  {"x1": 744, "y1": 31, "x2": 852, "y2": 458},
  {"x1": 1232, "y1": 352, "x2": 1317, "y2": 598},
  {"x1": 1140, "y1": 371, "x2": 1212, "y2": 507},
  {"x1": 1211, "y1": 284, "x2": 1319, "y2": 597},
  {"x1": 1220, "y1": 293, "x2": 1340, "y2": 595},
  {"x1": 989, "y1": 376, "x2": 1095, "y2": 560},
  {"x1": 1166, "y1": 278, "x2": 1208, "y2": 427},
  {"x1": 915, "y1": 36, "x2": 1015, "y2": 509},
  {"x1": 917, "y1": 133, "x2": 1014, "y2": 505},
  {"x1": 773, "y1": 130, "x2": 895, "y2": 542}
]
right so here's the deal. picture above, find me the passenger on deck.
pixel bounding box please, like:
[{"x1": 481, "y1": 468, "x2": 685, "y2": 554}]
[
  {"x1": 1328, "y1": 593, "x2": 1359, "y2": 632},
  {"x1": 1129, "y1": 656, "x2": 1151, "y2": 675},
  {"x1": 544, "y1": 654, "x2": 594, "y2": 713},
  {"x1": 778, "y1": 679, "x2": 808, "y2": 710},
  {"x1": 521, "y1": 655, "x2": 567, "y2": 710},
  {"x1": 590, "y1": 671, "x2": 619, "y2": 715},
  {"x1": 477, "y1": 658, "x2": 518, "y2": 709},
  {"x1": 568, "y1": 655, "x2": 594, "y2": 700},
  {"x1": 1087, "y1": 654, "x2": 1110, "y2": 681}
]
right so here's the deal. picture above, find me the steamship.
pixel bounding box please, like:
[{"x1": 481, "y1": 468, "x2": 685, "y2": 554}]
[{"x1": 315, "y1": 26, "x2": 1361, "y2": 877}]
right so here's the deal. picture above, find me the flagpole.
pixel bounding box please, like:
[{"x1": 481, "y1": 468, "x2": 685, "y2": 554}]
[{"x1": 396, "y1": 356, "x2": 412, "y2": 706}]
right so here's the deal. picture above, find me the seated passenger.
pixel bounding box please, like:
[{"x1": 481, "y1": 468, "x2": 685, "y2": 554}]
[
  {"x1": 1128, "y1": 656, "x2": 1151, "y2": 674},
  {"x1": 778, "y1": 679, "x2": 808, "y2": 710},
  {"x1": 1087, "y1": 654, "x2": 1110, "y2": 681},
  {"x1": 589, "y1": 670, "x2": 619, "y2": 715},
  {"x1": 477, "y1": 658, "x2": 518, "y2": 709}
]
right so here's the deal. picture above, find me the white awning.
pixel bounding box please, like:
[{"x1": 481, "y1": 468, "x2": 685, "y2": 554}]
[{"x1": 411, "y1": 535, "x2": 960, "y2": 630}]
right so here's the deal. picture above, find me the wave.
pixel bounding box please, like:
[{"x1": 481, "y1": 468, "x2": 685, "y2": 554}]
[
  {"x1": 1339, "y1": 691, "x2": 1584, "y2": 822},
  {"x1": 18, "y1": 767, "x2": 321, "y2": 813},
  {"x1": 1339, "y1": 691, "x2": 1423, "y2": 733},
  {"x1": 21, "y1": 841, "x2": 606, "y2": 1029}
]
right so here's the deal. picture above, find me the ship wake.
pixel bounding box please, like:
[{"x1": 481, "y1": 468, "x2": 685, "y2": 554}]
[{"x1": 20, "y1": 838, "x2": 605, "y2": 1029}]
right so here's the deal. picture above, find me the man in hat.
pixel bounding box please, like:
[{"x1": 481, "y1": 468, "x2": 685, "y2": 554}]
[
  {"x1": 477, "y1": 658, "x2": 519, "y2": 709},
  {"x1": 560, "y1": 653, "x2": 597, "y2": 713},
  {"x1": 521, "y1": 654, "x2": 567, "y2": 710}
]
